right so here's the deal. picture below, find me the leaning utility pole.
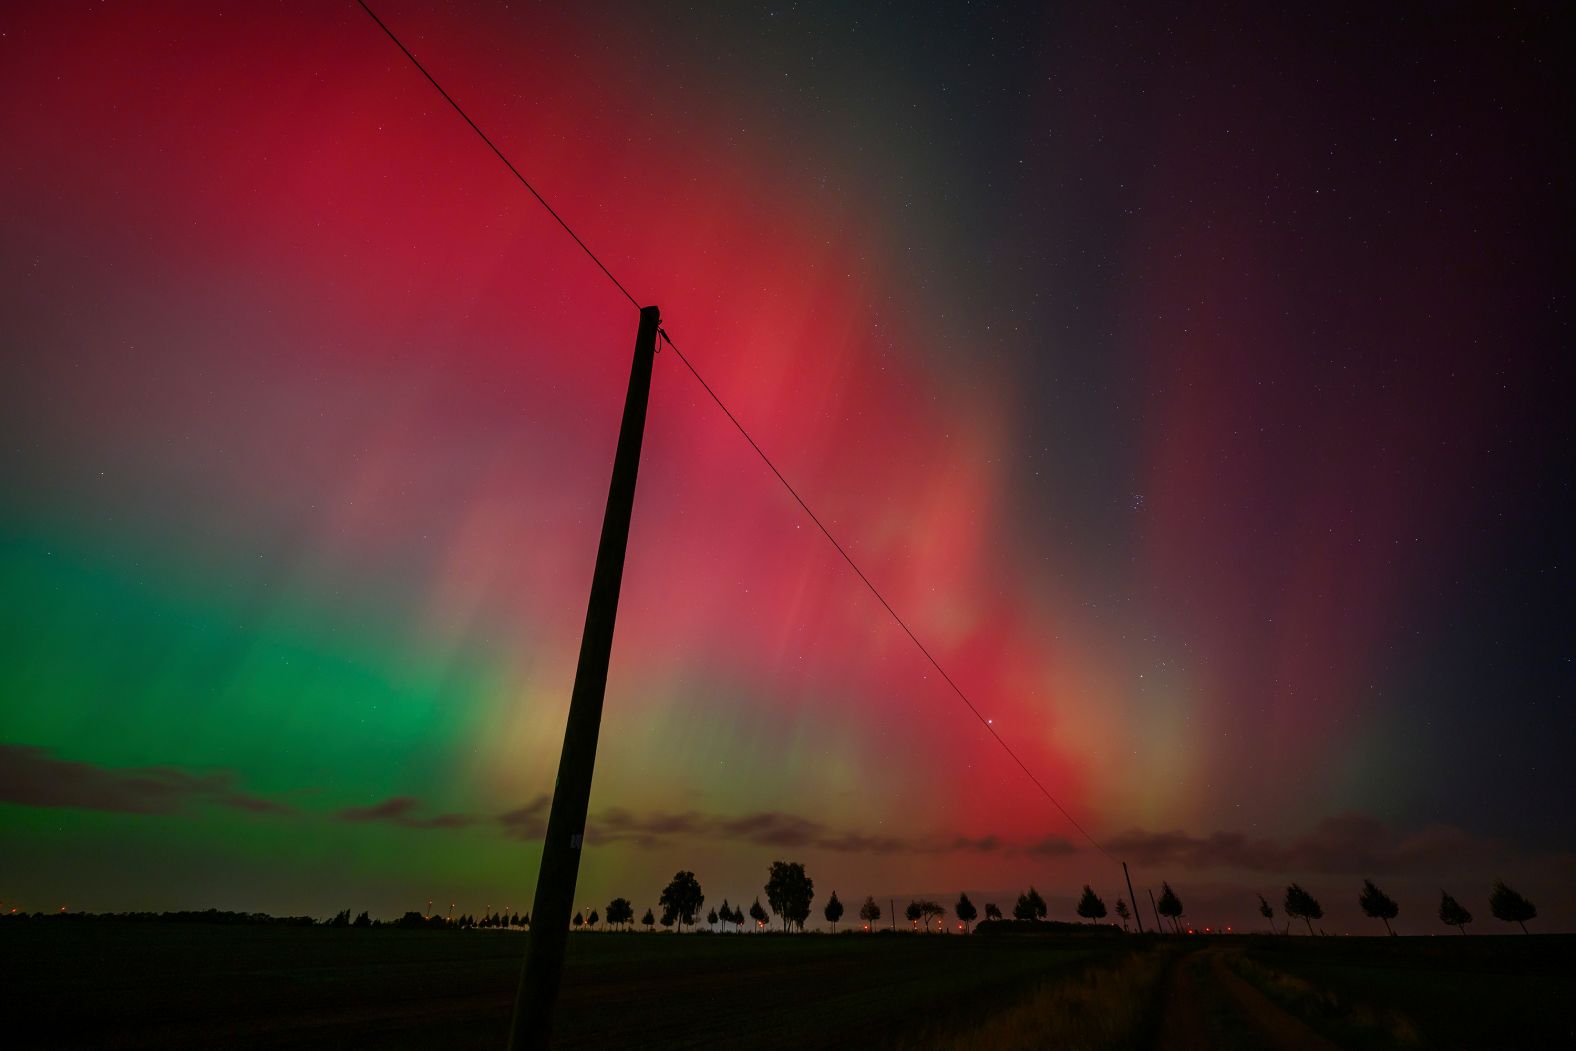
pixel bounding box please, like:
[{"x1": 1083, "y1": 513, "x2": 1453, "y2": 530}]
[
  {"x1": 1122, "y1": 861, "x2": 1143, "y2": 934},
  {"x1": 509, "y1": 305, "x2": 662, "y2": 1051}
]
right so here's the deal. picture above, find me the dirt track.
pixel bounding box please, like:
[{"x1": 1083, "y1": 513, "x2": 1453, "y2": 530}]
[{"x1": 1156, "y1": 948, "x2": 1341, "y2": 1051}]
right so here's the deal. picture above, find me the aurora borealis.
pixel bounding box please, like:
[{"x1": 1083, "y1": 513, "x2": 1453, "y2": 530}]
[{"x1": 2, "y1": 2, "x2": 1570, "y2": 934}]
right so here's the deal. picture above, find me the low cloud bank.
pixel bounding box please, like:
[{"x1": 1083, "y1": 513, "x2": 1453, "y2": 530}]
[
  {"x1": 3, "y1": 746, "x2": 1533, "y2": 877},
  {"x1": 1108, "y1": 813, "x2": 1504, "y2": 874},
  {"x1": 0, "y1": 744, "x2": 293, "y2": 817}
]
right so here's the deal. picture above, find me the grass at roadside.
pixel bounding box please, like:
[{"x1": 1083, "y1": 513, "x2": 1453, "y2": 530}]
[
  {"x1": 1225, "y1": 951, "x2": 1423, "y2": 1049},
  {"x1": 900, "y1": 944, "x2": 1173, "y2": 1050},
  {"x1": 1239, "y1": 935, "x2": 1574, "y2": 1050}
]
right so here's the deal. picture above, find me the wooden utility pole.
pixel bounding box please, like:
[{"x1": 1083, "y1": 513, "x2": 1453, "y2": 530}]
[
  {"x1": 509, "y1": 305, "x2": 661, "y2": 1051},
  {"x1": 1122, "y1": 861, "x2": 1143, "y2": 934},
  {"x1": 1148, "y1": 888, "x2": 1163, "y2": 933}
]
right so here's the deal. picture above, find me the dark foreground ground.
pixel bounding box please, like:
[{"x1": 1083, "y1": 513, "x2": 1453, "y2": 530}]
[
  {"x1": 1156, "y1": 935, "x2": 1573, "y2": 1051},
  {"x1": 1, "y1": 922, "x2": 1570, "y2": 1049}
]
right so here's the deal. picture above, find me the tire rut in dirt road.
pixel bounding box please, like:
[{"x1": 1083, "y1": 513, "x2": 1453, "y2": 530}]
[
  {"x1": 1154, "y1": 948, "x2": 1212, "y2": 1051},
  {"x1": 1153, "y1": 947, "x2": 1341, "y2": 1051}
]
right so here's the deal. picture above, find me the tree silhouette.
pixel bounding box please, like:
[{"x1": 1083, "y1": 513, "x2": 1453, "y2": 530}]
[
  {"x1": 587, "y1": 909, "x2": 600, "y2": 930},
  {"x1": 1257, "y1": 894, "x2": 1275, "y2": 932},
  {"x1": 1438, "y1": 891, "x2": 1472, "y2": 934},
  {"x1": 353, "y1": 910, "x2": 371, "y2": 928},
  {"x1": 1076, "y1": 886, "x2": 1108, "y2": 923},
  {"x1": 1358, "y1": 879, "x2": 1399, "y2": 936},
  {"x1": 858, "y1": 896, "x2": 881, "y2": 930},
  {"x1": 1157, "y1": 883, "x2": 1184, "y2": 933},
  {"x1": 920, "y1": 900, "x2": 945, "y2": 932},
  {"x1": 748, "y1": 898, "x2": 768, "y2": 930},
  {"x1": 984, "y1": 902, "x2": 1003, "y2": 923},
  {"x1": 659, "y1": 871, "x2": 704, "y2": 933},
  {"x1": 706, "y1": 907, "x2": 719, "y2": 930},
  {"x1": 1114, "y1": 898, "x2": 1130, "y2": 930},
  {"x1": 905, "y1": 900, "x2": 923, "y2": 929},
  {"x1": 824, "y1": 891, "x2": 844, "y2": 931},
  {"x1": 1489, "y1": 880, "x2": 1536, "y2": 933},
  {"x1": 1013, "y1": 886, "x2": 1047, "y2": 921},
  {"x1": 572, "y1": 911, "x2": 585, "y2": 930},
  {"x1": 328, "y1": 909, "x2": 351, "y2": 928},
  {"x1": 641, "y1": 907, "x2": 655, "y2": 932},
  {"x1": 956, "y1": 893, "x2": 978, "y2": 933},
  {"x1": 764, "y1": 861, "x2": 815, "y2": 932},
  {"x1": 660, "y1": 908, "x2": 675, "y2": 931},
  {"x1": 1284, "y1": 883, "x2": 1323, "y2": 935},
  {"x1": 718, "y1": 899, "x2": 732, "y2": 932},
  {"x1": 607, "y1": 897, "x2": 634, "y2": 930},
  {"x1": 730, "y1": 903, "x2": 745, "y2": 929}
]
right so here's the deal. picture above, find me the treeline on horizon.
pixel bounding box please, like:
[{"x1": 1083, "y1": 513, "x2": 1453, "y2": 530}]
[
  {"x1": 2, "y1": 907, "x2": 317, "y2": 926},
  {"x1": 5, "y1": 867, "x2": 1544, "y2": 936}
]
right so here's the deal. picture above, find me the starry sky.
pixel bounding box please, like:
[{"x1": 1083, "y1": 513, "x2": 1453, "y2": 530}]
[{"x1": 2, "y1": 1, "x2": 1571, "y2": 934}]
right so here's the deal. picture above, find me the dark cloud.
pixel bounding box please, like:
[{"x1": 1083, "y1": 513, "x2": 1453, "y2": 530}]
[
  {"x1": 1107, "y1": 813, "x2": 1503, "y2": 875},
  {"x1": 596, "y1": 806, "x2": 709, "y2": 846},
  {"x1": 587, "y1": 808, "x2": 826, "y2": 850},
  {"x1": 497, "y1": 794, "x2": 552, "y2": 839},
  {"x1": 584, "y1": 808, "x2": 1022, "y2": 856},
  {"x1": 591, "y1": 808, "x2": 826, "y2": 850},
  {"x1": 949, "y1": 835, "x2": 1004, "y2": 853},
  {"x1": 219, "y1": 793, "x2": 297, "y2": 816},
  {"x1": 24, "y1": 747, "x2": 1475, "y2": 879},
  {"x1": 336, "y1": 797, "x2": 422, "y2": 823},
  {"x1": 815, "y1": 832, "x2": 910, "y2": 854},
  {"x1": 1024, "y1": 834, "x2": 1077, "y2": 857},
  {"x1": 0, "y1": 744, "x2": 293, "y2": 817},
  {"x1": 719, "y1": 811, "x2": 824, "y2": 849},
  {"x1": 405, "y1": 812, "x2": 475, "y2": 830},
  {"x1": 334, "y1": 795, "x2": 476, "y2": 830}
]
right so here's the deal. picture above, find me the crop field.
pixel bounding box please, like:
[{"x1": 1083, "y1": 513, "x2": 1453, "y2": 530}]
[
  {"x1": 1231, "y1": 935, "x2": 1574, "y2": 1050},
  {"x1": 1, "y1": 922, "x2": 1122, "y2": 1049},
  {"x1": 2, "y1": 922, "x2": 1570, "y2": 1049}
]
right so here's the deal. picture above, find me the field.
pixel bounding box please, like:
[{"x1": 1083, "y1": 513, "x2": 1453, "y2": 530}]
[
  {"x1": 1, "y1": 922, "x2": 1123, "y2": 1049},
  {"x1": 1229, "y1": 935, "x2": 1574, "y2": 1050},
  {"x1": 2, "y1": 922, "x2": 1571, "y2": 1049}
]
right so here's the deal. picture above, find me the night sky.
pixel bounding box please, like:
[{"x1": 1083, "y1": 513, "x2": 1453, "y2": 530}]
[{"x1": 2, "y1": 2, "x2": 1570, "y2": 934}]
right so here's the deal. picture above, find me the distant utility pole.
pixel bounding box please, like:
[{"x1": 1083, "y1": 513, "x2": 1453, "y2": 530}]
[
  {"x1": 890, "y1": 899, "x2": 896, "y2": 932},
  {"x1": 1122, "y1": 862, "x2": 1143, "y2": 934},
  {"x1": 509, "y1": 305, "x2": 662, "y2": 1051}
]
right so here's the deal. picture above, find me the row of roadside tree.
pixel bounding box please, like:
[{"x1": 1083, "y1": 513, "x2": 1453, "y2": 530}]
[
  {"x1": 298, "y1": 867, "x2": 1542, "y2": 935},
  {"x1": 573, "y1": 868, "x2": 1541, "y2": 937}
]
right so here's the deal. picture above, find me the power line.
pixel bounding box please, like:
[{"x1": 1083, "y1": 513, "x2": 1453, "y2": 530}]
[
  {"x1": 354, "y1": 0, "x2": 1113, "y2": 862},
  {"x1": 353, "y1": 0, "x2": 641, "y2": 311}
]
